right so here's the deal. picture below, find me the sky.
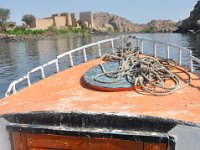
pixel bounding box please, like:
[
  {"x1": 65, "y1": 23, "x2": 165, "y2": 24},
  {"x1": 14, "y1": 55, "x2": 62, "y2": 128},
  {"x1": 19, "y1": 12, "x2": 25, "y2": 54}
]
[{"x1": 0, "y1": 0, "x2": 198, "y2": 25}]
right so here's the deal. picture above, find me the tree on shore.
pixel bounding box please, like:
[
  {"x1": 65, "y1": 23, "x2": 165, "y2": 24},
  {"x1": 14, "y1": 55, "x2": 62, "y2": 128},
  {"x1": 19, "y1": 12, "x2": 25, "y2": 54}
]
[
  {"x1": 0, "y1": 8, "x2": 10, "y2": 23},
  {"x1": 22, "y1": 14, "x2": 35, "y2": 26}
]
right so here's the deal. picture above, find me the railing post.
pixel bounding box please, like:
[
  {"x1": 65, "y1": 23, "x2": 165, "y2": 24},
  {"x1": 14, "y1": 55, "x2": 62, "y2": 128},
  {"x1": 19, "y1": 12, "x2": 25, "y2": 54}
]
[
  {"x1": 41, "y1": 67, "x2": 45, "y2": 79},
  {"x1": 153, "y1": 42, "x2": 157, "y2": 57},
  {"x1": 121, "y1": 36, "x2": 124, "y2": 48},
  {"x1": 69, "y1": 53, "x2": 74, "y2": 67},
  {"x1": 111, "y1": 40, "x2": 115, "y2": 53},
  {"x1": 189, "y1": 51, "x2": 193, "y2": 72},
  {"x1": 55, "y1": 59, "x2": 59, "y2": 73},
  {"x1": 97, "y1": 43, "x2": 102, "y2": 57},
  {"x1": 136, "y1": 38, "x2": 139, "y2": 48},
  {"x1": 166, "y1": 45, "x2": 170, "y2": 59},
  {"x1": 83, "y1": 48, "x2": 87, "y2": 62},
  {"x1": 27, "y1": 74, "x2": 31, "y2": 86},
  {"x1": 13, "y1": 85, "x2": 16, "y2": 94},
  {"x1": 140, "y1": 39, "x2": 144, "y2": 53},
  {"x1": 178, "y1": 48, "x2": 182, "y2": 66}
]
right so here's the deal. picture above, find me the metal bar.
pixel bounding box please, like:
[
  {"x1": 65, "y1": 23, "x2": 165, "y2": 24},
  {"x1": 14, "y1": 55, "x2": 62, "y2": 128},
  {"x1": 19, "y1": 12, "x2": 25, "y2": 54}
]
[
  {"x1": 140, "y1": 40, "x2": 144, "y2": 53},
  {"x1": 41, "y1": 67, "x2": 45, "y2": 79},
  {"x1": 27, "y1": 73, "x2": 31, "y2": 86},
  {"x1": 5, "y1": 82, "x2": 16, "y2": 97},
  {"x1": 136, "y1": 38, "x2": 139, "y2": 48},
  {"x1": 178, "y1": 48, "x2": 182, "y2": 66},
  {"x1": 30, "y1": 66, "x2": 43, "y2": 73},
  {"x1": 136, "y1": 36, "x2": 191, "y2": 53},
  {"x1": 153, "y1": 42, "x2": 157, "y2": 57},
  {"x1": 12, "y1": 83, "x2": 16, "y2": 94},
  {"x1": 83, "y1": 48, "x2": 87, "y2": 62},
  {"x1": 111, "y1": 40, "x2": 115, "y2": 53},
  {"x1": 121, "y1": 36, "x2": 123, "y2": 48},
  {"x1": 166, "y1": 45, "x2": 170, "y2": 59},
  {"x1": 189, "y1": 51, "x2": 194, "y2": 72},
  {"x1": 16, "y1": 75, "x2": 27, "y2": 83},
  {"x1": 57, "y1": 51, "x2": 69, "y2": 59},
  {"x1": 69, "y1": 53, "x2": 74, "y2": 67},
  {"x1": 111, "y1": 40, "x2": 114, "y2": 48},
  {"x1": 130, "y1": 37, "x2": 134, "y2": 49},
  {"x1": 169, "y1": 44, "x2": 191, "y2": 53},
  {"x1": 97, "y1": 43, "x2": 101, "y2": 57},
  {"x1": 55, "y1": 59, "x2": 59, "y2": 73},
  {"x1": 97, "y1": 37, "x2": 120, "y2": 44},
  {"x1": 43, "y1": 59, "x2": 57, "y2": 67},
  {"x1": 190, "y1": 55, "x2": 200, "y2": 63}
]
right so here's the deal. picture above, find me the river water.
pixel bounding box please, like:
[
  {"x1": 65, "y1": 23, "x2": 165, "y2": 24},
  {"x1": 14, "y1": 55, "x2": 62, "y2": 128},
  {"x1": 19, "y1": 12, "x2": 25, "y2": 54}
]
[{"x1": 0, "y1": 33, "x2": 200, "y2": 99}]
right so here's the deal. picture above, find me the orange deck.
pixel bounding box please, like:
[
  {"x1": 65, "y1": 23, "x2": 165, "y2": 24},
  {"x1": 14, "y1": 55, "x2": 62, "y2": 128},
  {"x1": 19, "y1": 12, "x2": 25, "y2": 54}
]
[{"x1": 0, "y1": 59, "x2": 200, "y2": 124}]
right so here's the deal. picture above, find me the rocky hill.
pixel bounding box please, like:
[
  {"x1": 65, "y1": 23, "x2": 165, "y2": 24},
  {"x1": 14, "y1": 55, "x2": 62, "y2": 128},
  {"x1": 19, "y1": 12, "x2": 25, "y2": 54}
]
[
  {"x1": 177, "y1": 1, "x2": 200, "y2": 33},
  {"x1": 146, "y1": 20, "x2": 178, "y2": 32},
  {"x1": 93, "y1": 12, "x2": 178, "y2": 33},
  {"x1": 93, "y1": 12, "x2": 143, "y2": 32}
]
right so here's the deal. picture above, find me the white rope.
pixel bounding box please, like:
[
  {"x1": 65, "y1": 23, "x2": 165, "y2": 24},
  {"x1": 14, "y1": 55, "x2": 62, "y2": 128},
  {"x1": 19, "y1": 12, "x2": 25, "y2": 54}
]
[{"x1": 94, "y1": 42, "x2": 191, "y2": 96}]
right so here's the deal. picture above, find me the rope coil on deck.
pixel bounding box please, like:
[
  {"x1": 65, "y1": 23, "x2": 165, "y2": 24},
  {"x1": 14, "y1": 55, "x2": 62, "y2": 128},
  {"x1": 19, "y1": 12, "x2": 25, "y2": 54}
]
[{"x1": 94, "y1": 39, "x2": 191, "y2": 96}]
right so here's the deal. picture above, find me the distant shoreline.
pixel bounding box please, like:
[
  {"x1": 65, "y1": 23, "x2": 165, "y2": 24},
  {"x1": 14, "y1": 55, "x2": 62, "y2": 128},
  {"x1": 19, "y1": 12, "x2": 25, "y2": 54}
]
[
  {"x1": 0, "y1": 30, "x2": 186, "y2": 42},
  {"x1": 0, "y1": 26, "x2": 95, "y2": 42},
  {"x1": 0, "y1": 32, "x2": 94, "y2": 42}
]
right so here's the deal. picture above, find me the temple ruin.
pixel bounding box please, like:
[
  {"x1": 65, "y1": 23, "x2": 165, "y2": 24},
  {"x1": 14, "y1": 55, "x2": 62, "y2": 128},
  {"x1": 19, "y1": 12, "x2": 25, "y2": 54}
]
[{"x1": 29, "y1": 12, "x2": 94, "y2": 30}]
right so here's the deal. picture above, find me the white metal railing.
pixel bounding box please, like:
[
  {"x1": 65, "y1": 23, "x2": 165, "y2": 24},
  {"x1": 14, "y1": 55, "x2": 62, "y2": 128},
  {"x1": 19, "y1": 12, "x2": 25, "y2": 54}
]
[
  {"x1": 135, "y1": 36, "x2": 200, "y2": 72},
  {"x1": 5, "y1": 37, "x2": 122, "y2": 97},
  {"x1": 4, "y1": 35, "x2": 200, "y2": 97}
]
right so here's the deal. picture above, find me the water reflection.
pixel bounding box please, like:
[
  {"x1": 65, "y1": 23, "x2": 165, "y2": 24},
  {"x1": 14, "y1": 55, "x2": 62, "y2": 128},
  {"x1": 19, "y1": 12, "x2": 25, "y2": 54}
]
[{"x1": 0, "y1": 34, "x2": 199, "y2": 98}]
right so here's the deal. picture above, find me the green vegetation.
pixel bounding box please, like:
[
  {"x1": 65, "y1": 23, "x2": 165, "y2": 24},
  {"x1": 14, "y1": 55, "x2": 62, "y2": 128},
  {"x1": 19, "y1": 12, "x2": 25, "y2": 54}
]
[
  {"x1": 0, "y1": 8, "x2": 91, "y2": 39},
  {"x1": 0, "y1": 8, "x2": 90, "y2": 37},
  {"x1": 2, "y1": 27, "x2": 47, "y2": 35},
  {"x1": 0, "y1": 26, "x2": 91, "y2": 36},
  {"x1": 58, "y1": 27, "x2": 90, "y2": 34}
]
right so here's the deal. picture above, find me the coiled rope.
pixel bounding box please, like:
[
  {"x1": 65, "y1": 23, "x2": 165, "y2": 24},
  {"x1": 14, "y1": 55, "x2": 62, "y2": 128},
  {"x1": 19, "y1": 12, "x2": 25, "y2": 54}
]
[{"x1": 94, "y1": 41, "x2": 191, "y2": 96}]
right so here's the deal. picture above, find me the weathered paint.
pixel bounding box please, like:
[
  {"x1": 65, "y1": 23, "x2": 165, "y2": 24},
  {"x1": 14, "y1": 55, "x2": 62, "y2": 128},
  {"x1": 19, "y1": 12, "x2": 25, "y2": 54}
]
[
  {"x1": 5, "y1": 112, "x2": 171, "y2": 143},
  {"x1": 0, "y1": 59, "x2": 200, "y2": 124},
  {"x1": 82, "y1": 61, "x2": 147, "y2": 91},
  {"x1": 10, "y1": 131, "x2": 168, "y2": 150}
]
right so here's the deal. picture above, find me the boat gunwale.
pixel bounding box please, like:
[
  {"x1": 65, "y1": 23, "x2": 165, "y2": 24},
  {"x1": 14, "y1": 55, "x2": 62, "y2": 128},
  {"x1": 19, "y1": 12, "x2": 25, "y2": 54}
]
[{"x1": 2, "y1": 111, "x2": 200, "y2": 131}]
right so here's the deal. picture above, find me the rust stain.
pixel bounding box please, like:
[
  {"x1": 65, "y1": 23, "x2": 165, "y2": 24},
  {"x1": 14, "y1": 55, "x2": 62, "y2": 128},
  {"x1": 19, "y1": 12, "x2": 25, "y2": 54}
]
[{"x1": 0, "y1": 59, "x2": 200, "y2": 124}]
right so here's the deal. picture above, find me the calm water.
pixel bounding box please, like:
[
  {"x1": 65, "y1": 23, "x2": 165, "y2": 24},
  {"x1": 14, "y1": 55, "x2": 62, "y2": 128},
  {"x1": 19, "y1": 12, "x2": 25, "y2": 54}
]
[{"x1": 0, "y1": 33, "x2": 200, "y2": 99}]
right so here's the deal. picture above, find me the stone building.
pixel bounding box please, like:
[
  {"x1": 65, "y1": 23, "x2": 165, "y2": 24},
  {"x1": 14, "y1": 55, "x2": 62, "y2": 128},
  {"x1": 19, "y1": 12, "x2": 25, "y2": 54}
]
[
  {"x1": 29, "y1": 11, "x2": 94, "y2": 30},
  {"x1": 80, "y1": 12, "x2": 94, "y2": 28},
  {"x1": 64, "y1": 13, "x2": 72, "y2": 26},
  {"x1": 53, "y1": 15, "x2": 66, "y2": 28},
  {"x1": 30, "y1": 18, "x2": 53, "y2": 30}
]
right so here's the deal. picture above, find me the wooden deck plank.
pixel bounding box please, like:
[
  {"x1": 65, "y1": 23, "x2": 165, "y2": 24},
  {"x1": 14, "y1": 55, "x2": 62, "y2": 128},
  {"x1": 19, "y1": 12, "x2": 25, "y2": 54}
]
[
  {"x1": 11, "y1": 132, "x2": 28, "y2": 150},
  {"x1": 144, "y1": 142, "x2": 167, "y2": 150},
  {"x1": 22, "y1": 133, "x2": 143, "y2": 150}
]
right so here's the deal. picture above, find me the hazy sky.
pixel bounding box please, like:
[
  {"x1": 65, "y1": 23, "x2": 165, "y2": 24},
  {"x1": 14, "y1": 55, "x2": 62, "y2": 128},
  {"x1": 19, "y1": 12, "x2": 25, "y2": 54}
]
[{"x1": 0, "y1": 0, "x2": 198, "y2": 25}]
